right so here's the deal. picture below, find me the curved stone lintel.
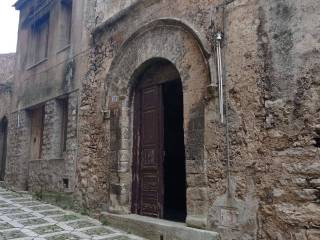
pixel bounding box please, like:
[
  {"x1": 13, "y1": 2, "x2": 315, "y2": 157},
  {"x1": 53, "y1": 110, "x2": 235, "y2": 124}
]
[
  {"x1": 120, "y1": 18, "x2": 212, "y2": 58},
  {"x1": 94, "y1": 17, "x2": 212, "y2": 59},
  {"x1": 104, "y1": 18, "x2": 214, "y2": 96}
]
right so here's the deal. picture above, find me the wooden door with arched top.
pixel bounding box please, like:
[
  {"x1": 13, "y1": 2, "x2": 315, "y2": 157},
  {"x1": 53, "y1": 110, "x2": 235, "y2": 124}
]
[{"x1": 132, "y1": 60, "x2": 187, "y2": 221}]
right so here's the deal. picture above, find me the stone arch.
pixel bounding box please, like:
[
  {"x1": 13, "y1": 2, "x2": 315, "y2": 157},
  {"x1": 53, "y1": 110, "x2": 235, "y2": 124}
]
[{"x1": 105, "y1": 19, "x2": 212, "y2": 228}]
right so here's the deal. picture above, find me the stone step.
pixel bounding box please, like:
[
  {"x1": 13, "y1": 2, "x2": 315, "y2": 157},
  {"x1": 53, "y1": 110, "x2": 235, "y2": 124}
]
[{"x1": 100, "y1": 212, "x2": 220, "y2": 240}]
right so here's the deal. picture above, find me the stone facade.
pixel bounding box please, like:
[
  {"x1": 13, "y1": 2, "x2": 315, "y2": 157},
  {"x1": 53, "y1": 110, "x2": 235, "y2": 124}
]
[
  {"x1": 0, "y1": 53, "x2": 15, "y2": 119},
  {"x1": 0, "y1": 53, "x2": 15, "y2": 182},
  {"x1": 2, "y1": 0, "x2": 320, "y2": 239},
  {"x1": 0, "y1": 53, "x2": 15, "y2": 83},
  {"x1": 5, "y1": 0, "x2": 90, "y2": 197}
]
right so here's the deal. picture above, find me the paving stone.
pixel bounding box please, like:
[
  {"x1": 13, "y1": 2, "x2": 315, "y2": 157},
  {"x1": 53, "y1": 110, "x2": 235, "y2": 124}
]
[
  {"x1": 82, "y1": 226, "x2": 113, "y2": 236},
  {"x1": 10, "y1": 198, "x2": 33, "y2": 203},
  {"x1": 65, "y1": 220, "x2": 97, "y2": 229},
  {"x1": 107, "y1": 236, "x2": 135, "y2": 240},
  {"x1": 28, "y1": 205, "x2": 57, "y2": 211},
  {"x1": 0, "y1": 208, "x2": 26, "y2": 215},
  {"x1": 46, "y1": 233, "x2": 81, "y2": 240},
  {"x1": 32, "y1": 224, "x2": 65, "y2": 235},
  {"x1": 51, "y1": 214, "x2": 80, "y2": 222},
  {"x1": 6, "y1": 213, "x2": 36, "y2": 220},
  {"x1": 0, "y1": 222, "x2": 15, "y2": 230},
  {"x1": 18, "y1": 201, "x2": 43, "y2": 207},
  {"x1": 0, "y1": 203, "x2": 11, "y2": 208},
  {"x1": 0, "y1": 230, "x2": 28, "y2": 239},
  {"x1": 0, "y1": 187, "x2": 144, "y2": 240},
  {"x1": 39, "y1": 210, "x2": 66, "y2": 216},
  {"x1": 18, "y1": 218, "x2": 49, "y2": 227},
  {"x1": 0, "y1": 195, "x2": 22, "y2": 200}
]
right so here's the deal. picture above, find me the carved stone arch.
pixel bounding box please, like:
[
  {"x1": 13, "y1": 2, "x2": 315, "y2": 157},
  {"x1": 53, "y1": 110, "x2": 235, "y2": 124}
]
[
  {"x1": 105, "y1": 18, "x2": 213, "y2": 228},
  {"x1": 104, "y1": 18, "x2": 213, "y2": 95}
]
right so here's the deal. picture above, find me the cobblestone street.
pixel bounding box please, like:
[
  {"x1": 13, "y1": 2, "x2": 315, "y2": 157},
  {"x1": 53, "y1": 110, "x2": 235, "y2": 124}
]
[{"x1": 0, "y1": 187, "x2": 143, "y2": 240}]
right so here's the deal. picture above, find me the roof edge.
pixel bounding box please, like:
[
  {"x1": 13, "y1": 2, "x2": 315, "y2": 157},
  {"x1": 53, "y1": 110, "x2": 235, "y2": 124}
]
[{"x1": 14, "y1": 0, "x2": 29, "y2": 10}]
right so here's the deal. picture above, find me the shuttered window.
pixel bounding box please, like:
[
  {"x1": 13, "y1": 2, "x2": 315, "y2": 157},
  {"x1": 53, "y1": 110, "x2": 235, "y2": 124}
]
[
  {"x1": 28, "y1": 14, "x2": 49, "y2": 65},
  {"x1": 59, "y1": 0, "x2": 72, "y2": 49},
  {"x1": 30, "y1": 106, "x2": 45, "y2": 160}
]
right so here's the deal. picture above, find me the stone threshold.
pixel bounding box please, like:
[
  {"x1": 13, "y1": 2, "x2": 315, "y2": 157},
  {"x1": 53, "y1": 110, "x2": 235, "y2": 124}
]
[{"x1": 100, "y1": 212, "x2": 220, "y2": 240}]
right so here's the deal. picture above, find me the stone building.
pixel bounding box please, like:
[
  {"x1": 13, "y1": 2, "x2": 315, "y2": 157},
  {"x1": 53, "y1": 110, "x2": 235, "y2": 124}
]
[
  {"x1": 5, "y1": 0, "x2": 92, "y2": 198},
  {"x1": 2, "y1": 0, "x2": 320, "y2": 239},
  {"x1": 0, "y1": 53, "x2": 15, "y2": 182}
]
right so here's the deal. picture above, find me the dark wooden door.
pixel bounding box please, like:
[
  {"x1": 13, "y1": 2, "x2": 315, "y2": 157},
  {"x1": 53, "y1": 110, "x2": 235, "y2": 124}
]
[
  {"x1": 133, "y1": 84, "x2": 164, "y2": 218},
  {"x1": 30, "y1": 106, "x2": 45, "y2": 160},
  {"x1": 0, "y1": 118, "x2": 8, "y2": 181}
]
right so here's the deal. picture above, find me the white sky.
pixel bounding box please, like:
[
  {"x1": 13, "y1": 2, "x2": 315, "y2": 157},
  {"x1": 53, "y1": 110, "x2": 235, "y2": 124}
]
[{"x1": 0, "y1": 0, "x2": 19, "y2": 54}]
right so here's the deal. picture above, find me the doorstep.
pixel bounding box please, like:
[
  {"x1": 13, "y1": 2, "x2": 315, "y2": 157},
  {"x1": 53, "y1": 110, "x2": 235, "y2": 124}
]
[{"x1": 100, "y1": 212, "x2": 220, "y2": 240}]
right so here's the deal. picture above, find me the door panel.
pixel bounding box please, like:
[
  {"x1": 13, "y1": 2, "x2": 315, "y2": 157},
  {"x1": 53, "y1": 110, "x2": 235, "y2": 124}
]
[
  {"x1": 133, "y1": 84, "x2": 164, "y2": 218},
  {"x1": 30, "y1": 107, "x2": 45, "y2": 160}
]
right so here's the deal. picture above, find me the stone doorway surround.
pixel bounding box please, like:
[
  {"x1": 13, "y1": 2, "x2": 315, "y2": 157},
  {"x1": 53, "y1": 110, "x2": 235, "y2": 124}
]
[{"x1": 103, "y1": 19, "x2": 215, "y2": 229}]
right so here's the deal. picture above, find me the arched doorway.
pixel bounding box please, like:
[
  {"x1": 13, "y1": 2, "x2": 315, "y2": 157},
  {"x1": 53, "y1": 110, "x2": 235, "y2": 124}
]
[
  {"x1": 104, "y1": 19, "x2": 211, "y2": 228},
  {"x1": 0, "y1": 117, "x2": 8, "y2": 181},
  {"x1": 131, "y1": 60, "x2": 187, "y2": 222}
]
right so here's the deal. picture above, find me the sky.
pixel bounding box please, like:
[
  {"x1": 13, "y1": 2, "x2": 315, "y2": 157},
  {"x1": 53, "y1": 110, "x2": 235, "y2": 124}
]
[{"x1": 0, "y1": 0, "x2": 19, "y2": 54}]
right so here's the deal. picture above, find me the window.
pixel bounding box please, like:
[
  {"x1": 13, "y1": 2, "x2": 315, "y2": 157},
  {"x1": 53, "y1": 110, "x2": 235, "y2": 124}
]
[
  {"x1": 58, "y1": 98, "x2": 68, "y2": 155},
  {"x1": 28, "y1": 14, "x2": 50, "y2": 65},
  {"x1": 59, "y1": 0, "x2": 72, "y2": 49},
  {"x1": 30, "y1": 106, "x2": 45, "y2": 160}
]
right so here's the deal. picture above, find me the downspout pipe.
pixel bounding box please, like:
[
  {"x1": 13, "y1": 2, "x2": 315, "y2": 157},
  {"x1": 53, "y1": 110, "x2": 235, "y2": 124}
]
[
  {"x1": 215, "y1": 31, "x2": 232, "y2": 198},
  {"x1": 216, "y1": 32, "x2": 224, "y2": 124}
]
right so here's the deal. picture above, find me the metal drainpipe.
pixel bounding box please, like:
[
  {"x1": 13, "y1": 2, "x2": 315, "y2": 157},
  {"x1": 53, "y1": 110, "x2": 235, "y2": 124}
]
[
  {"x1": 216, "y1": 30, "x2": 232, "y2": 198},
  {"x1": 216, "y1": 32, "x2": 224, "y2": 124}
]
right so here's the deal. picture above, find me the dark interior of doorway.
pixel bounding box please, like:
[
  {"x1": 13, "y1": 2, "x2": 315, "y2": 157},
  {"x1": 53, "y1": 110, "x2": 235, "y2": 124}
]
[
  {"x1": 0, "y1": 117, "x2": 8, "y2": 181},
  {"x1": 162, "y1": 79, "x2": 187, "y2": 222}
]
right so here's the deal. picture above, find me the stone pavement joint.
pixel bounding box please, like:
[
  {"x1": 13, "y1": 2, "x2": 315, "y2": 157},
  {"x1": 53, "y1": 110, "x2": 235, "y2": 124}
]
[{"x1": 0, "y1": 187, "x2": 144, "y2": 240}]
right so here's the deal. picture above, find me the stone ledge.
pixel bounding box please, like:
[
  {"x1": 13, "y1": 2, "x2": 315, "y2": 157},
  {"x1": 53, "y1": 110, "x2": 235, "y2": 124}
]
[{"x1": 101, "y1": 212, "x2": 220, "y2": 240}]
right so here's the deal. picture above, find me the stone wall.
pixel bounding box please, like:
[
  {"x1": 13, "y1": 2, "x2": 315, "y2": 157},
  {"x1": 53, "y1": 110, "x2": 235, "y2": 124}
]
[
  {"x1": 95, "y1": 0, "x2": 138, "y2": 24},
  {"x1": 0, "y1": 53, "x2": 15, "y2": 120},
  {"x1": 254, "y1": 0, "x2": 320, "y2": 239},
  {"x1": 4, "y1": 0, "x2": 320, "y2": 239},
  {"x1": 0, "y1": 53, "x2": 15, "y2": 83},
  {"x1": 75, "y1": 48, "x2": 109, "y2": 211},
  {"x1": 5, "y1": 0, "x2": 90, "y2": 198},
  {"x1": 208, "y1": 0, "x2": 320, "y2": 239},
  {"x1": 28, "y1": 92, "x2": 79, "y2": 193},
  {"x1": 77, "y1": 0, "x2": 320, "y2": 239},
  {"x1": 6, "y1": 91, "x2": 79, "y2": 193},
  {"x1": 5, "y1": 111, "x2": 30, "y2": 189},
  {"x1": 0, "y1": 53, "x2": 15, "y2": 182}
]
